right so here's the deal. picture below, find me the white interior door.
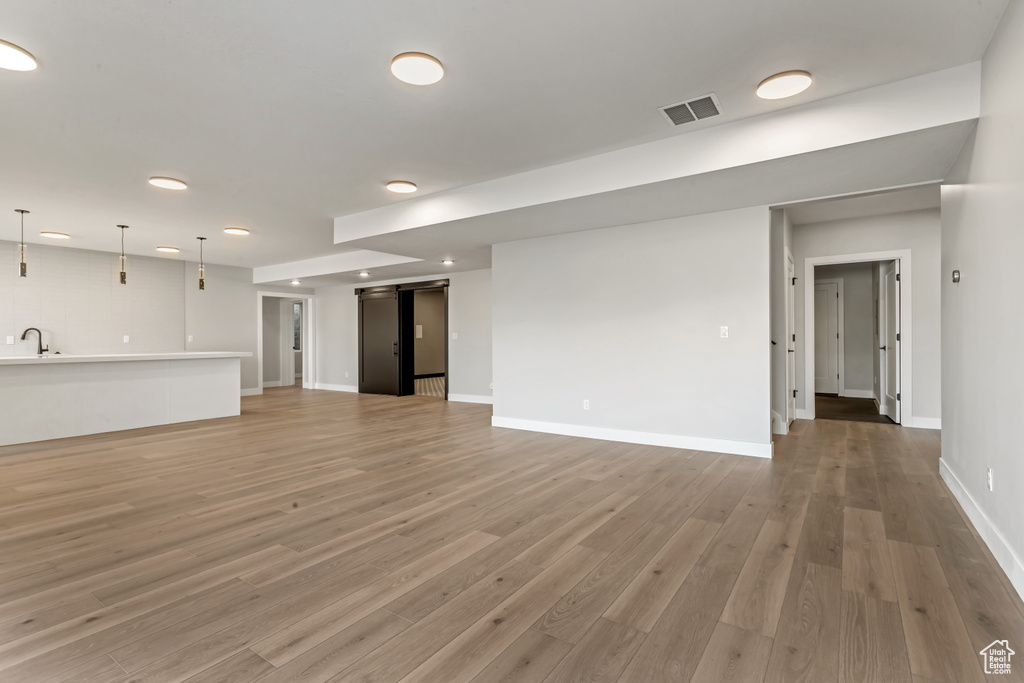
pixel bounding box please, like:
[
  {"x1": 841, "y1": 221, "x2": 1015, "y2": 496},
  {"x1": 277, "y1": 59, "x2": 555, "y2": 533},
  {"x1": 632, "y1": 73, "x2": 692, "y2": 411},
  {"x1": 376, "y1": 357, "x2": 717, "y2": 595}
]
[
  {"x1": 814, "y1": 282, "x2": 839, "y2": 394},
  {"x1": 881, "y1": 260, "x2": 901, "y2": 423},
  {"x1": 786, "y1": 254, "x2": 796, "y2": 423}
]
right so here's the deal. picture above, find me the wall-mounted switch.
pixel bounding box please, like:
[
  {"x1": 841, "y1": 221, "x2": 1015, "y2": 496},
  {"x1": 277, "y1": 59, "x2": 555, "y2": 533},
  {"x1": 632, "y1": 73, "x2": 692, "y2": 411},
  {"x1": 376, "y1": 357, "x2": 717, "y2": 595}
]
[
  {"x1": 987, "y1": 468, "x2": 994, "y2": 492},
  {"x1": 187, "y1": 335, "x2": 194, "y2": 342},
  {"x1": 720, "y1": 326, "x2": 729, "y2": 338},
  {"x1": 345, "y1": 371, "x2": 349, "y2": 378},
  {"x1": 5, "y1": 336, "x2": 13, "y2": 345},
  {"x1": 583, "y1": 399, "x2": 590, "y2": 410},
  {"x1": 451, "y1": 332, "x2": 458, "y2": 340},
  {"x1": 416, "y1": 324, "x2": 423, "y2": 339},
  {"x1": 123, "y1": 335, "x2": 130, "y2": 343}
]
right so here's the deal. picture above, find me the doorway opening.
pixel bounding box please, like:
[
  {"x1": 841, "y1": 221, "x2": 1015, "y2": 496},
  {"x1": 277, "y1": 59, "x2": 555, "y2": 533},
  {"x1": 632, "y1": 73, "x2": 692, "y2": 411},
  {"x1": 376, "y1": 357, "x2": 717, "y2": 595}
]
[
  {"x1": 812, "y1": 260, "x2": 899, "y2": 424},
  {"x1": 257, "y1": 291, "x2": 316, "y2": 393},
  {"x1": 356, "y1": 279, "x2": 448, "y2": 398}
]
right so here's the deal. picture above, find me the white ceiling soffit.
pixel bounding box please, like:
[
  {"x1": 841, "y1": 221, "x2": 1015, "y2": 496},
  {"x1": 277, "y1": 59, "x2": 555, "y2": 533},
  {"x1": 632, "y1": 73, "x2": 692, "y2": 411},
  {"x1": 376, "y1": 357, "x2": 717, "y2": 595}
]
[
  {"x1": 252, "y1": 249, "x2": 420, "y2": 284},
  {"x1": 344, "y1": 121, "x2": 973, "y2": 263},
  {"x1": 334, "y1": 63, "x2": 980, "y2": 245},
  {"x1": 783, "y1": 184, "x2": 941, "y2": 225}
]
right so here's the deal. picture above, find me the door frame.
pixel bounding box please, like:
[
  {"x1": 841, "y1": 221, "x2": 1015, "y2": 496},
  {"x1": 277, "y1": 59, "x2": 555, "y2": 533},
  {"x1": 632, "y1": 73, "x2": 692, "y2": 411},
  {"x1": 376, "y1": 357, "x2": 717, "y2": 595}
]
[
  {"x1": 813, "y1": 277, "x2": 845, "y2": 396},
  {"x1": 257, "y1": 291, "x2": 317, "y2": 394},
  {"x1": 785, "y1": 250, "x2": 796, "y2": 427},
  {"x1": 802, "y1": 250, "x2": 913, "y2": 424}
]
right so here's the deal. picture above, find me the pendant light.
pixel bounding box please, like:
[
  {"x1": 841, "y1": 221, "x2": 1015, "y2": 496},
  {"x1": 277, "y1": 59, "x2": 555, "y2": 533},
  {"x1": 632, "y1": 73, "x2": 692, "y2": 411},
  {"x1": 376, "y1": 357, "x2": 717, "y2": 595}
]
[
  {"x1": 14, "y1": 209, "x2": 28, "y2": 277},
  {"x1": 117, "y1": 225, "x2": 129, "y2": 285},
  {"x1": 196, "y1": 236, "x2": 206, "y2": 290}
]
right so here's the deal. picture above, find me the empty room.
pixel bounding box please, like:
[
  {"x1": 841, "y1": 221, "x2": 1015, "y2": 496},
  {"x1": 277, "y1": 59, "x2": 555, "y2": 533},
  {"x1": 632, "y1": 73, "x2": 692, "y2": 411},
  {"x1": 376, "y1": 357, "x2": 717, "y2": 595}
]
[{"x1": 1, "y1": 2, "x2": 1022, "y2": 682}]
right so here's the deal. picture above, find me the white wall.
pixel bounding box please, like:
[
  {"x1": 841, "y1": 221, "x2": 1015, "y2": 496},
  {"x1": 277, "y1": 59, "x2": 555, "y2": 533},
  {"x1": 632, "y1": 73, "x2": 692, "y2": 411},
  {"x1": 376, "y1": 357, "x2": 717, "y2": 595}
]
[
  {"x1": 940, "y1": 0, "x2": 1024, "y2": 598},
  {"x1": 314, "y1": 269, "x2": 493, "y2": 400},
  {"x1": 0, "y1": 240, "x2": 184, "y2": 357},
  {"x1": 792, "y1": 209, "x2": 941, "y2": 422},
  {"x1": 492, "y1": 206, "x2": 771, "y2": 457},
  {"x1": 815, "y1": 262, "x2": 875, "y2": 395},
  {"x1": 262, "y1": 297, "x2": 282, "y2": 384}
]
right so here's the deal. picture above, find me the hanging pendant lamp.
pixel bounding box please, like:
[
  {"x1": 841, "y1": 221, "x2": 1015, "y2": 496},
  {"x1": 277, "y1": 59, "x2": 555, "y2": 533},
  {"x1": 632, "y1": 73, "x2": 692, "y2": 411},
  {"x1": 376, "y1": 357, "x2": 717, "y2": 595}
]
[
  {"x1": 197, "y1": 236, "x2": 206, "y2": 290},
  {"x1": 15, "y1": 209, "x2": 29, "y2": 277},
  {"x1": 117, "y1": 225, "x2": 129, "y2": 285}
]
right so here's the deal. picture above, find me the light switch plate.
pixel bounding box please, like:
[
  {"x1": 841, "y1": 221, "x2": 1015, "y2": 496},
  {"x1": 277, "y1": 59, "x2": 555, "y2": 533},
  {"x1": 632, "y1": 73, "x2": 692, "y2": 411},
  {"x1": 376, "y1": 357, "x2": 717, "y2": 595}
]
[
  {"x1": 187, "y1": 335, "x2": 194, "y2": 342},
  {"x1": 451, "y1": 332, "x2": 458, "y2": 340},
  {"x1": 5, "y1": 336, "x2": 13, "y2": 345},
  {"x1": 123, "y1": 335, "x2": 130, "y2": 343},
  {"x1": 720, "y1": 326, "x2": 729, "y2": 338},
  {"x1": 416, "y1": 324, "x2": 423, "y2": 339}
]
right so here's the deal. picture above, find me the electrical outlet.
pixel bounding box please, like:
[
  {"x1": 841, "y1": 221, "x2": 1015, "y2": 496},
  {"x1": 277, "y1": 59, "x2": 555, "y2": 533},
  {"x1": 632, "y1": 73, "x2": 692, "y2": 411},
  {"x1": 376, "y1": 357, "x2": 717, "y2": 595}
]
[
  {"x1": 720, "y1": 326, "x2": 729, "y2": 338},
  {"x1": 451, "y1": 332, "x2": 458, "y2": 340},
  {"x1": 345, "y1": 371, "x2": 349, "y2": 378},
  {"x1": 5, "y1": 336, "x2": 13, "y2": 345},
  {"x1": 489, "y1": 382, "x2": 494, "y2": 390},
  {"x1": 987, "y1": 468, "x2": 993, "y2": 492},
  {"x1": 123, "y1": 335, "x2": 130, "y2": 343},
  {"x1": 583, "y1": 399, "x2": 590, "y2": 410}
]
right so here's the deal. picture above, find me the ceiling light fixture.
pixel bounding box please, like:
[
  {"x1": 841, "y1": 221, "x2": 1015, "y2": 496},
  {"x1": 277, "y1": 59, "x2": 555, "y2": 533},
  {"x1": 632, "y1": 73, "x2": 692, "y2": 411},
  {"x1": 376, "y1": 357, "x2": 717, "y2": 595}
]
[
  {"x1": 224, "y1": 227, "x2": 249, "y2": 236},
  {"x1": 442, "y1": 259, "x2": 454, "y2": 265},
  {"x1": 148, "y1": 176, "x2": 188, "y2": 190},
  {"x1": 291, "y1": 279, "x2": 301, "y2": 285},
  {"x1": 117, "y1": 225, "x2": 129, "y2": 285},
  {"x1": 358, "y1": 271, "x2": 370, "y2": 278},
  {"x1": 156, "y1": 246, "x2": 179, "y2": 253},
  {"x1": 391, "y1": 52, "x2": 444, "y2": 85},
  {"x1": 15, "y1": 209, "x2": 29, "y2": 277},
  {"x1": 386, "y1": 180, "x2": 417, "y2": 194},
  {"x1": 197, "y1": 236, "x2": 206, "y2": 290},
  {"x1": 41, "y1": 231, "x2": 70, "y2": 239},
  {"x1": 756, "y1": 70, "x2": 812, "y2": 100},
  {"x1": 0, "y1": 39, "x2": 37, "y2": 71}
]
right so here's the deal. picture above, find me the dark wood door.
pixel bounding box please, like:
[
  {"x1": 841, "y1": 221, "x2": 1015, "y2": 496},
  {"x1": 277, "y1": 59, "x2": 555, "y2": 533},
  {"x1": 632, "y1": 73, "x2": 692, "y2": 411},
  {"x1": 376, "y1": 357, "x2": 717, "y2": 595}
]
[{"x1": 359, "y1": 292, "x2": 399, "y2": 395}]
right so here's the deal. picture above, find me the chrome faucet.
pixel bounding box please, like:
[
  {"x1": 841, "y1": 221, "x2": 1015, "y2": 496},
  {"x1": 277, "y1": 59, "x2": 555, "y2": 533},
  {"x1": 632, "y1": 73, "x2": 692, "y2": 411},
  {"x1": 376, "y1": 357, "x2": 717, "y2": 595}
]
[{"x1": 21, "y1": 328, "x2": 47, "y2": 355}]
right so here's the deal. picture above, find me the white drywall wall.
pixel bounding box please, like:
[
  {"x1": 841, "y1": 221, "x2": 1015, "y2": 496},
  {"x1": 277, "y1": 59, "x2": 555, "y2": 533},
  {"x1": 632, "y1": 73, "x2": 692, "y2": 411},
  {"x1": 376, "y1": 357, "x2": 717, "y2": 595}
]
[
  {"x1": 792, "y1": 209, "x2": 941, "y2": 422},
  {"x1": 314, "y1": 269, "x2": 493, "y2": 399},
  {"x1": 492, "y1": 206, "x2": 771, "y2": 456},
  {"x1": 940, "y1": 0, "x2": 1024, "y2": 598}
]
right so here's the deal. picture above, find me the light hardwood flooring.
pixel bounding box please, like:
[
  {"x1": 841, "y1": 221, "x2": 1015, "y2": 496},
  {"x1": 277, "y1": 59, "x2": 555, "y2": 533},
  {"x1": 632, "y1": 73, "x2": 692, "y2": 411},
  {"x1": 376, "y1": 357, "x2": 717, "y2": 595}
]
[{"x1": 1, "y1": 387, "x2": 1022, "y2": 682}]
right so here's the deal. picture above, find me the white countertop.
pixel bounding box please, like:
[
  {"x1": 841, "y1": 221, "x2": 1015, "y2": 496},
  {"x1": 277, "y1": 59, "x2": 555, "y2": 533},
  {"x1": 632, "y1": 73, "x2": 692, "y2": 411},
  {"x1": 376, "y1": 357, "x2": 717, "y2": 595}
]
[{"x1": 0, "y1": 352, "x2": 251, "y2": 366}]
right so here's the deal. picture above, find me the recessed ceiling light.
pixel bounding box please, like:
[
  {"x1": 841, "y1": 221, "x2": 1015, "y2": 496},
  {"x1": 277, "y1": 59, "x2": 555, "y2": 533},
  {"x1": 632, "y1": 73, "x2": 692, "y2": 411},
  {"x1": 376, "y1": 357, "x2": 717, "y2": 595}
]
[
  {"x1": 756, "y1": 71, "x2": 812, "y2": 100},
  {"x1": 40, "y1": 232, "x2": 70, "y2": 239},
  {"x1": 156, "y1": 246, "x2": 180, "y2": 253},
  {"x1": 148, "y1": 176, "x2": 188, "y2": 190},
  {"x1": 0, "y1": 39, "x2": 37, "y2": 71},
  {"x1": 359, "y1": 271, "x2": 370, "y2": 277},
  {"x1": 442, "y1": 259, "x2": 454, "y2": 265},
  {"x1": 291, "y1": 279, "x2": 301, "y2": 285},
  {"x1": 391, "y1": 52, "x2": 444, "y2": 85},
  {"x1": 386, "y1": 180, "x2": 418, "y2": 194},
  {"x1": 224, "y1": 227, "x2": 249, "y2": 236}
]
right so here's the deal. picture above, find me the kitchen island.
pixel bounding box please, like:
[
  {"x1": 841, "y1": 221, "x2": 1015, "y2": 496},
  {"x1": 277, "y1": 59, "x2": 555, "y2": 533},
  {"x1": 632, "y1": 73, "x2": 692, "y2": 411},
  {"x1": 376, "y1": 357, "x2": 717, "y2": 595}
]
[{"x1": 0, "y1": 352, "x2": 250, "y2": 447}]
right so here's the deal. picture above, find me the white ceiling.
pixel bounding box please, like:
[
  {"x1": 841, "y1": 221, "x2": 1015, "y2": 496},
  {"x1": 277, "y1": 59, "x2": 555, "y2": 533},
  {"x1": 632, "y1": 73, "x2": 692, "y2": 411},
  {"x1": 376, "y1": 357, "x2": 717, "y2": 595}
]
[{"x1": 0, "y1": 0, "x2": 1008, "y2": 270}]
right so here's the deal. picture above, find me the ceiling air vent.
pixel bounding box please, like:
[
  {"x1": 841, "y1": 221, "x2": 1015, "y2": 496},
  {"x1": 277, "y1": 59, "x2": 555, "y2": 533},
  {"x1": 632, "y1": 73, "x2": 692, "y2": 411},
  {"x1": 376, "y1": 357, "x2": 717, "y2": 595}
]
[{"x1": 659, "y1": 93, "x2": 722, "y2": 126}]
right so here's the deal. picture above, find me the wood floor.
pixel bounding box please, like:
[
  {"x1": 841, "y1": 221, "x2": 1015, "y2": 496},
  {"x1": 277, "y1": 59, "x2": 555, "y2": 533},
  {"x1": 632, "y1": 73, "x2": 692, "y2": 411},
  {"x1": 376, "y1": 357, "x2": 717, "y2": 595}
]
[
  {"x1": 1, "y1": 387, "x2": 1022, "y2": 682},
  {"x1": 815, "y1": 394, "x2": 896, "y2": 424}
]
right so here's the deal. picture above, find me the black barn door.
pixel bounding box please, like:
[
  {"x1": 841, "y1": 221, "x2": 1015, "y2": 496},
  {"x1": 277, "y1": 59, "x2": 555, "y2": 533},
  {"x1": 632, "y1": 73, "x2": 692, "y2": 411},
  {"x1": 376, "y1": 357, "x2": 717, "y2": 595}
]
[{"x1": 358, "y1": 290, "x2": 400, "y2": 395}]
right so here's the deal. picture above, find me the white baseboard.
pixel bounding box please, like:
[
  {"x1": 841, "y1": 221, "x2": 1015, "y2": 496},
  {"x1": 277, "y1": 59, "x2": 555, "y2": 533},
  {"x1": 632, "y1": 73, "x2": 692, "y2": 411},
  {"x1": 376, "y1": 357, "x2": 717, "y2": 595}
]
[
  {"x1": 940, "y1": 460, "x2": 1024, "y2": 601},
  {"x1": 795, "y1": 408, "x2": 814, "y2": 420},
  {"x1": 842, "y1": 389, "x2": 876, "y2": 399},
  {"x1": 771, "y1": 410, "x2": 788, "y2": 435},
  {"x1": 910, "y1": 416, "x2": 942, "y2": 430},
  {"x1": 240, "y1": 388, "x2": 261, "y2": 397},
  {"x1": 263, "y1": 381, "x2": 282, "y2": 388},
  {"x1": 314, "y1": 382, "x2": 358, "y2": 393},
  {"x1": 491, "y1": 416, "x2": 772, "y2": 459},
  {"x1": 448, "y1": 394, "x2": 494, "y2": 405}
]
